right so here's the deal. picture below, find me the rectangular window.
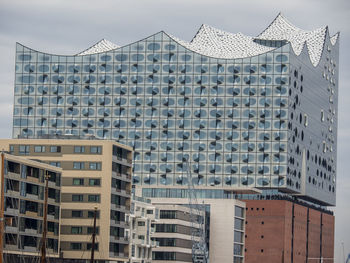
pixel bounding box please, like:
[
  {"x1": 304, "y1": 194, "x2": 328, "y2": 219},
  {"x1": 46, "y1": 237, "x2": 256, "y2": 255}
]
[
  {"x1": 234, "y1": 230, "x2": 243, "y2": 243},
  {"x1": 34, "y1": 146, "x2": 45, "y2": 153},
  {"x1": 87, "y1": 243, "x2": 99, "y2": 251},
  {"x1": 19, "y1": 145, "x2": 30, "y2": 155},
  {"x1": 235, "y1": 206, "x2": 244, "y2": 218},
  {"x1": 89, "y1": 162, "x2": 101, "y2": 170},
  {"x1": 9, "y1": 145, "x2": 14, "y2": 154},
  {"x1": 160, "y1": 210, "x2": 176, "y2": 219},
  {"x1": 89, "y1": 179, "x2": 101, "y2": 186},
  {"x1": 90, "y1": 146, "x2": 102, "y2": 154},
  {"x1": 88, "y1": 210, "x2": 100, "y2": 219},
  {"x1": 73, "y1": 162, "x2": 85, "y2": 170},
  {"x1": 87, "y1": 227, "x2": 99, "y2": 234},
  {"x1": 234, "y1": 244, "x2": 243, "y2": 256},
  {"x1": 71, "y1": 226, "x2": 82, "y2": 234},
  {"x1": 49, "y1": 162, "x2": 61, "y2": 168},
  {"x1": 73, "y1": 178, "x2": 84, "y2": 186},
  {"x1": 74, "y1": 146, "x2": 85, "y2": 153},
  {"x1": 146, "y1": 210, "x2": 154, "y2": 215},
  {"x1": 234, "y1": 218, "x2": 244, "y2": 230},
  {"x1": 138, "y1": 221, "x2": 145, "y2": 226},
  {"x1": 50, "y1": 146, "x2": 61, "y2": 153},
  {"x1": 71, "y1": 210, "x2": 83, "y2": 218},
  {"x1": 72, "y1": 195, "x2": 83, "y2": 202},
  {"x1": 70, "y1": 243, "x2": 82, "y2": 250},
  {"x1": 88, "y1": 195, "x2": 100, "y2": 203}
]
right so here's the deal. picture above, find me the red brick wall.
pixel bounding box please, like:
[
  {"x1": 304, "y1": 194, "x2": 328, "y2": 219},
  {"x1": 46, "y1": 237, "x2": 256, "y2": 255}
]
[{"x1": 243, "y1": 200, "x2": 334, "y2": 263}]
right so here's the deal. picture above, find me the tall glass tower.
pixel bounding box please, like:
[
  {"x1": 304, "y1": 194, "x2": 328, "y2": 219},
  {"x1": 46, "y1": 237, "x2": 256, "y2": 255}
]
[{"x1": 12, "y1": 14, "x2": 339, "y2": 206}]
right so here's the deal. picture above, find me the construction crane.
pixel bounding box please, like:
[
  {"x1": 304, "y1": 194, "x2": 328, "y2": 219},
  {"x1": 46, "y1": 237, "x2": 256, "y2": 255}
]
[{"x1": 185, "y1": 160, "x2": 209, "y2": 263}]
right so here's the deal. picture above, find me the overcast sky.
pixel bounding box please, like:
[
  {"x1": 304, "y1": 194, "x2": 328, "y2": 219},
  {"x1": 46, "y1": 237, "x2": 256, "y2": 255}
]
[{"x1": 0, "y1": 0, "x2": 349, "y2": 261}]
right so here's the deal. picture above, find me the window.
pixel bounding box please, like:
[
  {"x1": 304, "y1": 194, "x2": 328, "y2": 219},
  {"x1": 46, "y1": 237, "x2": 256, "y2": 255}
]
[
  {"x1": 72, "y1": 195, "x2": 83, "y2": 202},
  {"x1": 71, "y1": 210, "x2": 83, "y2": 218},
  {"x1": 19, "y1": 145, "x2": 30, "y2": 155},
  {"x1": 49, "y1": 162, "x2": 61, "y2": 168},
  {"x1": 89, "y1": 179, "x2": 100, "y2": 186},
  {"x1": 146, "y1": 210, "x2": 153, "y2": 215},
  {"x1": 71, "y1": 226, "x2": 82, "y2": 234},
  {"x1": 50, "y1": 146, "x2": 61, "y2": 153},
  {"x1": 74, "y1": 146, "x2": 85, "y2": 153},
  {"x1": 9, "y1": 145, "x2": 14, "y2": 154},
  {"x1": 87, "y1": 227, "x2": 99, "y2": 234},
  {"x1": 89, "y1": 162, "x2": 101, "y2": 170},
  {"x1": 138, "y1": 221, "x2": 145, "y2": 226},
  {"x1": 160, "y1": 210, "x2": 176, "y2": 219},
  {"x1": 88, "y1": 210, "x2": 100, "y2": 218},
  {"x1": 90, "y1": 146, "x2": 102, "y2": 154},
  {"x1": 70, "y1": 243, "x2": 82, "y2": 250},
  {"x1": 73, "y1": 178, "x2": 84, "y2": 186},
  {"x1": 34, "y1": 146, "x2": 45, "y2": 153},
  {"x1": 234, "y1": 218, "x2": 244, "y2": 230},
  {"x1": 235, "y1": 206, "x2": 244, "y2": 218},
  {"x1": 234, "y1": 231, "x2": 243, "y2": 243},
  {"x1": 87, "y1": 243, "x2": 99, "y2": 250},
  {"x1": 88, "y1": 195, "x2": 100, "y2": 202},
  {"x1": 73, "y1": 162, "x2": 85, "y2": 169}
]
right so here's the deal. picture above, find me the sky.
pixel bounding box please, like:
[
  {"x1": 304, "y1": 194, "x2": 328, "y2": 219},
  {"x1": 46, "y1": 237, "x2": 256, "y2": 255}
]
[{"x1": 0, "y1": 0, "x2": 349, "y2": 261}]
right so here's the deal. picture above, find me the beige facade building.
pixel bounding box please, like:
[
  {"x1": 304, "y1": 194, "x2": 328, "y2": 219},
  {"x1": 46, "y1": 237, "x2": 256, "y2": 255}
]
[
  {"x1": 129, "y1": 195, "x2": 159, "y2": 263},
  {"x1": 147, "y1": 197, "x2": 246, "y2": 263},
  {"x1": 1, "y1": 152, "x2": 62, "y2": 261},
  {"x1": 0, "y1": 138, "x2": 132, "y2": 263}
]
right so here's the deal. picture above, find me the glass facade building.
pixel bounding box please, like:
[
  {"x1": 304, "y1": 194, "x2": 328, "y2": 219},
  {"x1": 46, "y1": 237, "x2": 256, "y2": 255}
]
[{"x1": 12, "y1": 14, "x2": 339, "y2": 206}]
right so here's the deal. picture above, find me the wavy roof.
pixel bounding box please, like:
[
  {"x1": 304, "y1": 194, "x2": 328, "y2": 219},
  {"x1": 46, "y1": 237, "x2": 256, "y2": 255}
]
[
  {"x1": 77, "y1": 39, "x2": 119, "y2": 56},
  {"x1": 76, "y1": 13, "x2": 339, "y2": 66}
]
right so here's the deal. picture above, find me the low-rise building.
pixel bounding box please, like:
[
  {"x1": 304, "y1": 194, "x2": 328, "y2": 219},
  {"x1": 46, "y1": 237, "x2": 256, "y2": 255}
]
[
  {"x1": 147, "y1": 198, "x2": 246, "y2": 263},
  {"x1": 0, "y1": 138, "x2": 132, "y2": 262},
  {"x1": 1, "y1": 152, "x2": 61, "y2": 262},
  {"x1": 129, "y1": 195, "x2": 159, "y2": 263}
]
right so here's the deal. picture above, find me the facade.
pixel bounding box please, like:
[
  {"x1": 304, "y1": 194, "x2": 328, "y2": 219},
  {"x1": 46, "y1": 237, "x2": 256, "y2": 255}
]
[
  {"x1": 129, "y1": 195, "x2": 159, "y2": 263},
  {"x1": 12, "y1": 14, "x2": 339, "y2": 206},
  {"x1": 1, "y1": 152, "x2": 61, "y2": 261},
  {"x1": 244, "y1": 198, "x2": 334, "y2": 263},
  {"x1": 0, "y1": 139, "x2": 132, "y2": 262},
  {"x1": 148, "y1": 198, "x2": 246, "y2": 263}
]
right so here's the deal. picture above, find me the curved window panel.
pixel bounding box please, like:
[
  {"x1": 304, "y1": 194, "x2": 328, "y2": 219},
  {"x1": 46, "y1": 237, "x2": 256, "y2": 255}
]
[
  {"x1": 260, "y1": 64, "x2": 272, "y2": 73},
  {"x1": 147, "y1": 54, "x2": 160, "y2": 62},
  {"x1": 177, "y1": 119, "x2": 190, "y2": 129},
  {"x1": 98, "y1": 97, "x2": 111, "y2": 106},
  {"x1": 259, "y1": 98, "x2": 272, "y2": 107},
  {"x1": 22, "y1": 86, "x2": 34, "y2": 95},
  {"x1": 179, "y1": 76, "x2": 191, "y2": 84},
  {"x1": 258, "y1": 120, "x2": 271, "y2": 129},
  {"x1": 194, "y1": 86, "x2": 207, "y2": 95},
  {"x1": 66, "y1": 97, "x2": 79, "y2": 106},
  {"x1": 66, "y1": 107, "x2": 79, "y2": 116},
  {"x1": 160, "y1": 142, "x2": 173, "y2": 151},
  {"x1": 100, "y1": 54, "x2": 112, "y2": 62},
  {"x1": 209, "y1": 164, "x2": 221, "y2": 174},
  {"x1": 52, "y1": 64, "x2": 65, "y2": 73},
  {"x1": 274, "y1": 120, "x2": 286, "y2": 129},
  {"x1": 243, "y1": 87, "x2": 257, "y2": 96},
  {"x1": 273, "y1": 131, "x2": 286, "y2": 141},
  {"x1": 114, "y1": 97, "x2": 127, "y2": 106},
  {"x1": 115, "y1": 64, "x2": 128, "y2": 73},
  {"x1": 257, "y1": 177, "x2": 270, "y2": 185},
  {"x1": 67, "y1": 75, "x2": 80, "y2": 84},
  {"x1": 193, "y1": 143, "x2": 206, "y2": 151},
  {"x1": 259, "y1": 87, "x2": 272, "y2": 96},
  {"x1": 275, "y1": 54, "x2": 288, "y2": 62},
  {"x1": 14, "y1": 118, "x2": 30, "y2": 126},
  {"x1": 19, "y1": 75, "x2": 35, "y2": 84},
  {"x1": 19, "y1": 54, "x2": 32, "y2": 61},
  {"x1": 241, "y1": 166, "x2": 255, "y2": 175},
  {"x1": 37, "y1": 97, "x2": 48, "y2": 105},
  {"x1": 226, "y1": 131, "x2": 239, "y2": 140},
  {"x1": 98, "y1": 108, "x2": 111, "y2": 117},
  {"x1": 68, "y1": 65, "x2": 80, "y2": 73},
  {"x1": 50, "y1": 118, "x2": 63, "y2": 128},
  {"x1": 83, "y1": 64, "x2": 96, "y2": 73},
  {"x1": 244, "y1": 65, "x2": 257, "y2": 74},
  {"x1": 96, "y1": 129, "x2": 110, "y2": 139},
  {"x1": 243, "y1": 76, "x2": 256, "y2": 85},
  {"x1": 115, "y1": 54, "x2": 128, "y2": 62},
  {"x1": 209, "y1": 141, "x2": 222, "y2": 150},
  {"x1": 224, "y1": 176, "x2": 238, "y2": 185},
  {"x1": 275, "y1": 76, "x2": 288, "y2": 85},
  {"x1": 114, "y1": 107, "x2": 126, "y2": 117},
  {"x1": 81, "y1": 108, "x2": 95, "y2": 117},
  {"x1": 258, "y1": 132, "x2": 270, "y2": 141},
  {"x1": 181, "y1": 54, "x2": 192, "y2": 61},
  {"x1": 24, "y1": 64, "x2": 35, "y2": 73},
  {"x1": 144, "y1": 152, "x2": 158, "y2": 161},
  {"x1": 193, "y1": 130, "x2": 206, "y2": 140},
  {"x1": 193, "y1": 164, "x2": 205, "y2": 174},
  {"x1": 131, "y1": 54, "x2": 144, "y2": 62},
  {"x1": 274, "y1": 86, "x2": 288, "y2": 95},
  {"x1": 242, "y1": 109, "x2": 256, "y2": 118},
  {"x1": 192, "y1": 153, "x2": 206, "y2": 162},
  {"x1": 66, "y1": 119, "x2": 79, "y2": 127},
  {"x1": 225, "y1": 154, "x2": 239, "y2": 163},
  {"x1": 209, "y1": 153, "x2": 222, "y2": 162},
  {"x1": 210, "y1": 109, "x2": 223, "y2": 118},
  {"x1": 274, "y1": 98, "x2": 287, "y2": 107},
  {"x1": 227, "y1": 65, "x2": 241, "y2": 73},
  {"x1": 227, "y1": 98, "x2": 240, "y2": 107},
  {"x1": 38, "y1": 65, "x2": 50, "y2": 72},
  {"x1": 160, "y1": 109, "x2": 173, "y2": 118},
  {"x1": 226, "y1": 121, "x2": 239, "y2": 130},
  {"x1": 112, "y1": 130, "x2": 126, "y2": 139},
  {"x1": 209, "y1": 120, "x2": 223, "y2": 129},
  {"x1": 129, "y1": 118, "x2": 142, "y2": 128},
  {"x1": 114, "y1": 87, "x2": 127, "y2": 95},
  {"x1": 242, "y1": 131, "x2": 255, "y2": 141},
  {"x1": 99, "y1": 64, "x2": 112, "y2": 72},
  {"x1": 259, "y1": 109, "x2": 271, "y2": 118},
  {"x1": 210, "y1": 85, "x2": 224, "y2": 95},
  {"x1": 241, "y1": 153, "x2": 255, "y2": 163},
  {"x1": 259, "y1": 75, "x2": 272, "y2": 84},
  {"x1": 99, "y1": 75, "x2": 112, "y2": 84},
  {"x1": 163, "y1": 64, "x2": 176, "y2": 73}
]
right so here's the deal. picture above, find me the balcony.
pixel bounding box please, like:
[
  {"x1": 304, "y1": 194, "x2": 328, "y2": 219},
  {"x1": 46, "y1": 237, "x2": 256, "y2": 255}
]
[{"x1": 109, "y1": 252, "x2": 127, "y2": 259}]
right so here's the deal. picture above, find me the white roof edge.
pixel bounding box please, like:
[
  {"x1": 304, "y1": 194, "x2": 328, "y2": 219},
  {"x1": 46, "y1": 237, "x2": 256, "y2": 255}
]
[{"x1": 76, "y1": 39, "x2": 119, "y2": 56}]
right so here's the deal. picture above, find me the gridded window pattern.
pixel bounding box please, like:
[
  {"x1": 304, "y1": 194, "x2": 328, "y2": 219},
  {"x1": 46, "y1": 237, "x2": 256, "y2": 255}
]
[{"x1": 12, "y1": 29, "x2": 338, "y2": 202}]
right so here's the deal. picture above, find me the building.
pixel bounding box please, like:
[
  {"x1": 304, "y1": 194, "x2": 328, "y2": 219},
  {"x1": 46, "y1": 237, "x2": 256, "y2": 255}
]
[
  {"x1": 148, "y1": 198, "x2": 246, "y2": 263},
  {"x1": 10, "y1": 13, "x2": 339, "y2": 262},
  {"x1": 1, "y1": 152, "x2": 61, "y2": 262},
  {"x1": 12, "y1": 13, "x2": 339, "y2": 207},
  {"x1": 243, "y1": 198, "x2": 334, "y2": 263},
  {"x1": 129, "y1": 195, "x2": 159, "y2": 263},
  {"x1": 0, "y1": 138, "x2": 132, "y2": 262}
]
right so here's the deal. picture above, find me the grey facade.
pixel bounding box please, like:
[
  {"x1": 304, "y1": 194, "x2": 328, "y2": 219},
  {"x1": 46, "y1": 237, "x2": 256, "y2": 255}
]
[{"x1": 12, "y1": 14, "x2": 339, "y2": 206}]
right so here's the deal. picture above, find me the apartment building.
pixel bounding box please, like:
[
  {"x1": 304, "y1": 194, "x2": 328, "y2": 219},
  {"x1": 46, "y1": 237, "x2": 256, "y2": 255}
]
[
  {"x1": 148, "y1": 198, "x2": 246, "y2": 263},
  {"x1": 1, "y1": 152, "x2": 61, "y2": 262},
  {"x1": 0, "y1": 138, "x2": 132, "y2": 262},
  {"x1": 129, "y1": 195, "x2": 159, "y2": 263}
]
